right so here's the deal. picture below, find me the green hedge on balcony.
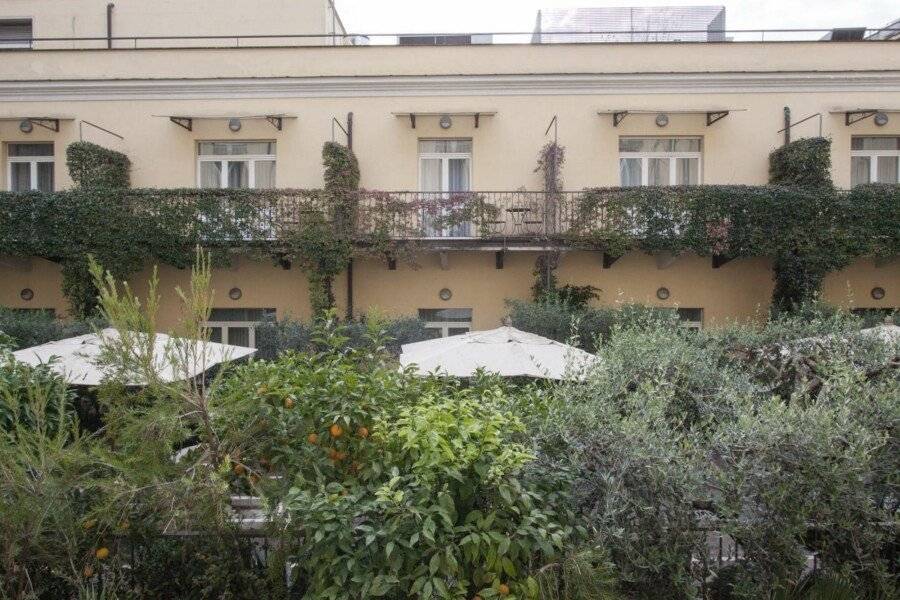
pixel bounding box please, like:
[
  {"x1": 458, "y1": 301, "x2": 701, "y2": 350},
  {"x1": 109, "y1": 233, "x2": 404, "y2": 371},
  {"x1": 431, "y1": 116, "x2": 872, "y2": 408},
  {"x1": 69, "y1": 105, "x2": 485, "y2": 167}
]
[{"x1": 0, "y1": 184, "x2": 897, "y2": 316}]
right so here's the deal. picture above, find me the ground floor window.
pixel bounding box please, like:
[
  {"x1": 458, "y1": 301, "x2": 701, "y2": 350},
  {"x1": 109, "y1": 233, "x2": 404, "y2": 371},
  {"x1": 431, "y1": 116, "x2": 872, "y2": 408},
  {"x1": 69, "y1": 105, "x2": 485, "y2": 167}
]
[
  {"x1": 204, "y1": 308, "x2": 276, "y2": 348},
  {"x1": 418, "y1": 308, "x2": 473, "y2": 338},
  {"x1": 673, "y1": 307, "x2": 704, "y2": 330},
  {"x1": 7, "y1": 143, "x2": 54, "y2": 192}
]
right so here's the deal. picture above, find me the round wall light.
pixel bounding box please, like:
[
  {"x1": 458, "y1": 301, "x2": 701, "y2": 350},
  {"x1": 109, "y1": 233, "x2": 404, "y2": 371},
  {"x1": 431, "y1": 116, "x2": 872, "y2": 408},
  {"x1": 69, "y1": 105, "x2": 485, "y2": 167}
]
[
  {"x1": 19, "y1": 119, "x2": 33, "y2": 134},
  {"x1": 439, "y1": 288, "x2": 453, "y2": 301},
  {"x1": 20, "y1": 288, "x2": 34, "y2": 301},
  {"x1": 655, "y1": 113, "x2": 669, "y2": 127},
  {"x1": 439, "y1": 115, "x2": 453, "y2": 130},
  {"x1": 228, "y1": 118, "x2": 242, "y2": 132},
  {"x1": 871, "y1": 287, "x2": 886, "y2": 300},
  {"x1": 873, "y1": 112, "x2": 889, "y2": 127},
  {"x1": 228, "y1": 287, "x2": 243, "y2": 301},
  {"x1": 656, "y1": 287, "x2": 671, "y2": 300}
]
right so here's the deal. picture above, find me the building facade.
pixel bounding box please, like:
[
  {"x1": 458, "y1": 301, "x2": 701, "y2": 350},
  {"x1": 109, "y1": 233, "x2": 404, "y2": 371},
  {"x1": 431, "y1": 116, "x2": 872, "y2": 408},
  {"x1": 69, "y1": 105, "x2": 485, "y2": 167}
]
[{"x1": 1, "y1": 2, "x2": 899, "y2": 342}]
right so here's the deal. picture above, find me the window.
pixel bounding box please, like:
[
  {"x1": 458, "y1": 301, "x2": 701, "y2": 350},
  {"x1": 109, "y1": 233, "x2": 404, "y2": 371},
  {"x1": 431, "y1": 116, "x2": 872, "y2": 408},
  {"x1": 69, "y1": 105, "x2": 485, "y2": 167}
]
[
  {"x1": 0, "y1": 19, "x2": 32, "y2": 49},
  {"x1": 7, "y1": 143, "x2": 54, "y2": 192},
  {"x1": 851, "y1": 137, "x2": 900, "y2": 186},
  {"x1": 619, "y1": 137, "x2": 702, "y2": 187},
  {"x1": 418, "y1": 308, "x2": 472, "y2": 338},
  {"x1": 674, "y1": 307, "x2": 704, "y2": 330},
  {"x1": 419, "y1": 139, "x2": 472, "y2": 237},
  {"x1": 203, "y1": 307, "x2": 276, "y2": 348},
  {"x1": 197, "y1": 141, "x2": 276, "y2": 189}
]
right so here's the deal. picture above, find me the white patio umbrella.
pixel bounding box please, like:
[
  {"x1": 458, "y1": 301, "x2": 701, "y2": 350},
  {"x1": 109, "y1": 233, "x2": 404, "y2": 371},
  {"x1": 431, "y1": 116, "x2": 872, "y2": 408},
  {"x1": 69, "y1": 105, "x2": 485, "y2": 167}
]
[
  {"x1": 11, "y1": 328, "x2": 256, "y2": 386},
  {"x1": 399, "y1": 326, "x2": 600, "y2": 380}
]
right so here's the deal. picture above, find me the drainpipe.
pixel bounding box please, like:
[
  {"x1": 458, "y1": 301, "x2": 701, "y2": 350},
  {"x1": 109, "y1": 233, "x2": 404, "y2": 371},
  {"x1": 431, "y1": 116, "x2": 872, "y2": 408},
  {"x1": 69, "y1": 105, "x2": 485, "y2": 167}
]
[
  {"x1": 106, "y1": 3, "x2": 114, "y2": 49},
  {"x1": 783, "y1": 106, "x2": 791, "y2": 146},
  {"x1": 346, "y1": 258, "x2": 354, "y2": 320}
]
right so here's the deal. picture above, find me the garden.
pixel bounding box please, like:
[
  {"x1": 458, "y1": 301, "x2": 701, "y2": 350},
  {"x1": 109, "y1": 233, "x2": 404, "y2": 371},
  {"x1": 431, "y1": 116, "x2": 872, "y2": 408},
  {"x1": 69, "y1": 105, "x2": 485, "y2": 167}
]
[{"x1": 1, "y1": 251, "x2": 897, "y2": 600}]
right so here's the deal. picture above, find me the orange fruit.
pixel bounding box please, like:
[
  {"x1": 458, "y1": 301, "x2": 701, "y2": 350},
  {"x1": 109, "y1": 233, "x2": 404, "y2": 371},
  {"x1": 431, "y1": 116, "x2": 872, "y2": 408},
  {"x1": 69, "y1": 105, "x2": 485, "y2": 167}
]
[
  {"x1": 83, "y1": 565, "x2": 94, "y2": 578},
  {"x1": 498, "y1": 584, "x2": 510, "y2": 596},
  {"x1": 329, "y1": 448, "x2": 347, "y2": 461},
  {"x1": 356, "y1": 426, "x2": 369, "y2": 439},
  {"x1": 307, "y1": 433, "x2": 319, "y2": 445},
  {"x1": 95, "y1": 547, "x2": 110, "y2": 560},
  {"x1": 233, "y1": 463, "x2": 246, "y2": 476},
  {"x1": 329, "y1": 424, "x2": 344, "y2": 438},
  {"x1": 283, "y1": 397, "x2": 295, "y2": 409}
]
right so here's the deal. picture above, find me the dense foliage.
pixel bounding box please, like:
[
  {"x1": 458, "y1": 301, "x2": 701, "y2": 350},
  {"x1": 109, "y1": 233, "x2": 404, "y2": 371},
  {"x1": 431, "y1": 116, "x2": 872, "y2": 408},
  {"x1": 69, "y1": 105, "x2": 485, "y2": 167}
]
[
  {"x1": 0, "y1": 307, "x2": 100, "y2": 350},
  {"x1": 567, "y1": 183, "x2": 900, "y2": 311},
  {"x1": 254, "y1": 314, "x2": 430, "y2": 360},
  {"x1": 768, "y1": 137, "x2": 832, "y2": 188},
  {"x1": 0, "y1": 256, "x2": 897, "y2": 599},
  {"x1": 66, "y1": 141, "x2": 131, "y2": 190}
]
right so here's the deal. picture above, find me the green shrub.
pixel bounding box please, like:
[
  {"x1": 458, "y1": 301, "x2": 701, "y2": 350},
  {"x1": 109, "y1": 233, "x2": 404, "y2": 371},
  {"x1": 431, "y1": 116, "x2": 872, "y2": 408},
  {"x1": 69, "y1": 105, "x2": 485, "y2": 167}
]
[
  {"x1": 212, "y1": 320, "x2": 579, "y2": 599},
  {"x1": 0, "y1": 307, "x2": 100, "y2": 350},
  {"x1": 768, "y1": 137, "x2": 832, "y2": 187},
  {"x1": 254, "y1": 314, "x2": 429, "y2": 359},
  {"x1": 66, "y1": 141, "x2": 131, "y2": 190},
  {"x1": 506, "y1": 298, "x2": 677, "y2": 352}
]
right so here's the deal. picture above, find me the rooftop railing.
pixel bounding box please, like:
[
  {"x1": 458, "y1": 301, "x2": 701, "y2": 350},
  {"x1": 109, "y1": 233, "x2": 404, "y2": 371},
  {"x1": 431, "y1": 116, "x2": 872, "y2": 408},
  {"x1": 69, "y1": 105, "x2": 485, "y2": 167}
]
[{"x1": 1, "y1": 28, "x2": 897, "y2": 51}]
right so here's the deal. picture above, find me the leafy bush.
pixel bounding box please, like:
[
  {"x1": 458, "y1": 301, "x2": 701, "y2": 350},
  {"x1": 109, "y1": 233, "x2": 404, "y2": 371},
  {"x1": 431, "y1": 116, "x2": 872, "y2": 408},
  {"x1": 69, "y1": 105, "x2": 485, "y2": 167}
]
[
  {"x1": 254, "y1": 314, "x2": 430, "y2": 360},
  {"x1": 506, "y1": 298, "x2": 677, "y2": 352},
  {"x1": 542, "y1": 313, "x2": 899, "y2": 599},
  {"x1": 66, "y1": 141, "x2": 131, "y2": 190},
  {"x1": 212, "y1": 319, "x2": 580, "y2": 599},
  {"x1": 0, "y1": 307, "x2": 100, "y2": 350},
  {"x1": 768, "y1": 137, "x2": 832, "y2": 188}
]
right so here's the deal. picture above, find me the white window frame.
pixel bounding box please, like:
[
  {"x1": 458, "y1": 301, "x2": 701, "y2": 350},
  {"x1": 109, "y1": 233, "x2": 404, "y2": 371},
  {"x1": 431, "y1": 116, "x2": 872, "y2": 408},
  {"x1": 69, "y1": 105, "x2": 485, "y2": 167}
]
[
  {"x1": 419, "y1": 308, "x2": 473, "y2": 338},
  {"x1": 417, "y1": 149, "x2": 473, "y2": 193},
  {"x1": 418, "y1": 140, "x2": 474, "y2": 237},
  {"x1": 850, "y1": 138, "x2": 900, "y2": 186},
  {"x1": 196, "y1": 142, "x2": 276, "y2": 189},
  {"x1": 6, "y1": 144, "x2": 54, "y2": 191},
  {"x1": 203, "y1": 320, "x2": 261, "y2": 347},
  {"x1": 619, "y1": 137, "x2": 703, "y2": 186}
]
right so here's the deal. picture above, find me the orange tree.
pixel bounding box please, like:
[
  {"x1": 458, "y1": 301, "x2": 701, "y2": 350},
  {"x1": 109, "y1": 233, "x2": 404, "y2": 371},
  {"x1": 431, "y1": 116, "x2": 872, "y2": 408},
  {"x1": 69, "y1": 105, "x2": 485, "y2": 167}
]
[{"x1": 212, "y1": 317, "x2": 579, "y2": 599}]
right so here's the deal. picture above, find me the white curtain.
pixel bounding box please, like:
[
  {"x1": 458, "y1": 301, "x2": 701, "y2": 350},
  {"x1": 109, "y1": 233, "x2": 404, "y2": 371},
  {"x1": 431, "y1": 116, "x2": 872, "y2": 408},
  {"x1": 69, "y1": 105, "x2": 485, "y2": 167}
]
[
  {"x1": 850, "y1": 156, "x2": 870, "y2": 187},
  {"x1": 876, "y1": 156, "x2": 898, "y2": 183},
  {"x1": 10, "y1": 163, "x2": 30, "y2": 192},
  {"x1": 620, "y1": 158, "x2": 641, "y2": 187},
  {"x1": 256, "y1": 160, "x2": 277, "y2": 189},
  {"x1": 448, "y1": 158, "x2": 470, "y2": 236},
  {"x1": 200, "y1": 161, "x2": 222, "y2": 189},
  {"x1": 36, "y1": 162, "x2": 54, "y2": 192},
  {"x1": 648, "y1": 158, "x2": 669, "y2": 186}
]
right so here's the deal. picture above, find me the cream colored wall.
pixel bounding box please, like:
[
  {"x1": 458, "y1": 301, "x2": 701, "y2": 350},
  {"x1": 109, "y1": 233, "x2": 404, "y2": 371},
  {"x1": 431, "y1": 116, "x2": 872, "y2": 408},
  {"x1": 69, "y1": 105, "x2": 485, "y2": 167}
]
[
  {"x1": 3, "y1": 253, "x2": 893, "y2": 330},
  {"x1": 1, "y1": 91, "x2": 898, "y2": 191},
  {"x1": 2, "y1": 42, "x2": 898, "y2": 79},
  {"x1": 1, "y1": 1, "x2": 341, "y2": 48}
]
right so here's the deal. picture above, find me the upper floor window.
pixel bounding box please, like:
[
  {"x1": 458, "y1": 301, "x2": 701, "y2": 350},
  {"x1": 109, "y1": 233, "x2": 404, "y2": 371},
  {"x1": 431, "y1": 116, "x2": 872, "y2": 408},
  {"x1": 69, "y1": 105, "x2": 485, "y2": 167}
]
[
  {"x1": 619, "y1": 137, "x2": 701, "y2": 187},
  {"x1": 7, "y1": 143, "x2": 53, "y2": 192},
  {"x1": 197, "y1": 141, "x2": 276, "y2": 189},
  {"x1": 0, "y1": 19, "x2": 32, "y2": 49},
  {"x1": 851, "y1": 137, "x2": 900, "y2": 186}
]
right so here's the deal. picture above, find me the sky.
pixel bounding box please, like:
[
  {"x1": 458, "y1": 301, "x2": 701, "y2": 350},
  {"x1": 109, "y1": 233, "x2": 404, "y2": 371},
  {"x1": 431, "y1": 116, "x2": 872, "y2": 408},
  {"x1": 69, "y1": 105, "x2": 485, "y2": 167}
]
[{"x1": 333, "y1": 0, "x2": 898, "y2": 36}]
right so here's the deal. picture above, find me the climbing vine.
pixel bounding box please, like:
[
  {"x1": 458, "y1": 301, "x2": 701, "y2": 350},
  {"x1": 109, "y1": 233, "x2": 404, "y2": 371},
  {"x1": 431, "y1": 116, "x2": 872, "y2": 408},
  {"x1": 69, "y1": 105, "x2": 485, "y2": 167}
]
[
  {"x1": 282, "y1": 142, "x2": 360, "y2": 317},
  {"x1": 768, "y1": 136, "x2": 832, "y2": 188}
]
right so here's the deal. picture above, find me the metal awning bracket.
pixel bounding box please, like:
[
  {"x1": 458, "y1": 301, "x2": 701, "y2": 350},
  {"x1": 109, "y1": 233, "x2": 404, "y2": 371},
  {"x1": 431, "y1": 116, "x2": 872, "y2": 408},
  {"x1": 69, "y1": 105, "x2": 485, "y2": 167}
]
[
  {"x1": 409, "y1": 114, "x2": 416, "y2": 129},
  {"x1": 474, "y1": 113, "x2": 480, "y2": 128},
  {"x1": 265, "y1": 115, "x2": 283, "y2": 131},
  {"x1": 170, "y1": 116, "x2": 193, "y2": 131},
  {"x1": 845, "y1": 110, "x2": 878, "y2": 126},
  {"x1": 706, "y1": 111, "x2": 729, "y2": 126},
  {"x1": 613, "y1": 111, "x2": 628, "y2": 127},
  {"x1": 28, "y1": 118, "x2": 60, "y2": 132}
]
